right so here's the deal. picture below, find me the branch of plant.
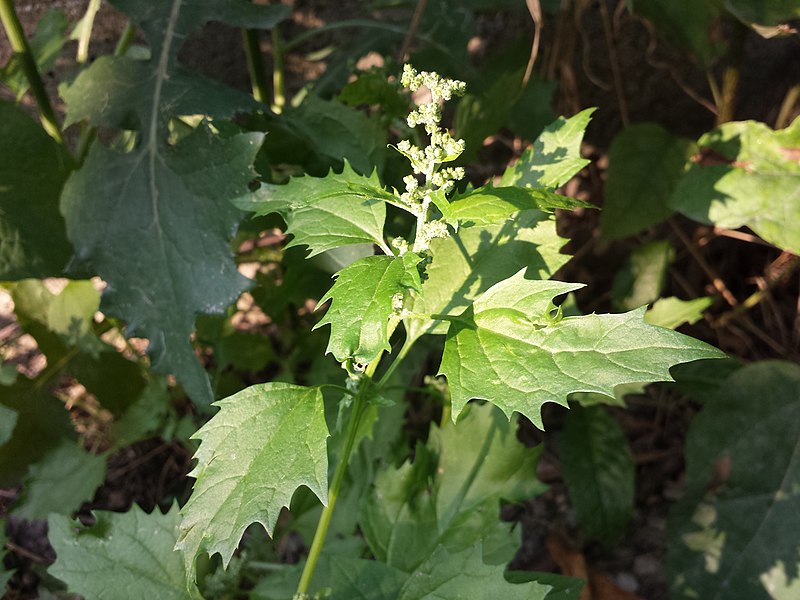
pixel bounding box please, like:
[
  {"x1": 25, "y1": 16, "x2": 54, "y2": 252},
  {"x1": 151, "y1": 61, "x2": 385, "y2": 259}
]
[
  {"x1": 522, "y1": 0, "x2": 542, "y2": 89},
  {"x1": 398, "y1": 0, "x2": 429, "y2": 63},
  {"x1": 271, "y1": 27, "x2": 285, "y2": 113},
  {"x1": 0, "y1": 0, "x2": 65, "y2": 144},
  {"x1": 242, "y1": 28, "x2": 270, "y2": 104},
  {"x1": 76, "y1": 0, "x2": 102, "y2": 64}
]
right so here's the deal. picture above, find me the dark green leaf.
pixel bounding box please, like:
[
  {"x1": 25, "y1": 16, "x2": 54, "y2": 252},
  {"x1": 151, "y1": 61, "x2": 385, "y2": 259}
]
[
  {"x1": 49, "y1": 504, "x2": 200, "y2": 600},
  {"x1": 439, "y1": 270, "x2": 726, "y2": 427},
  {"x1": 668, "y1": 361, "x2": 800, "y2": 599},
  {"x1": 0, "y1": 405, "x2": 17, "y2": 446},
  {"x1": 611, "y1": 240, "x2": 675, "y2": 311},
  {"x1": 177, "y1": 383, "x2": 328, "y2": 580},
  {"x1": 601, "y1": 123, "x2": 694, "y2": 240},
  {"x1": 725, "y1": 0, "x2": 800, "y2": 26},
  {"x1": 13, "y1": 442, "x2": 105, "y2": 519},
  {"x1": 0, "y1": 101, "x2": 74, "y2": 279},
  {"x1": 561, "y1": 405, "x2": 634, "y2": 542},
  {"x1": 316, "y1": 253, "x2": 422, "y2": 365},
  {"x1": 112, "y1": 379, "x2": 171, "y2": 449}
]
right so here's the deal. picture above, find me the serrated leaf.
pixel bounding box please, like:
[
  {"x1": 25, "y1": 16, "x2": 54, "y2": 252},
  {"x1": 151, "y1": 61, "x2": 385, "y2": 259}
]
[
  {"x1": 611, "y1": 240, "x2": 675, "y2": 311},
  {"x1": 450, "y1": 185, "x2": 593, "y2": 227},
  {"x1": 238, "y1": 162, "x2": 389, "y2": 256},
  {"x1": 315, "y1": 253, "x2": 421, "y2": 364},
  {"x1": 561, "y1": 405, "x2": 634, "y2": 542},
  {"x1": 13, "y1": 441, "x2": 105, "y2": 520},
  {"x1": 407, "y1": 211, "x2": 569, "y2": 339},
  {"x1": 501, "y1": 109, "x2": 595, "y2": 189},
  {"x1": 361, "y1": 403, "x2": 545, "y2": 573},
  {"x1": 601, "y1": 123, "x2": 695, "y2": 240},
  {"x1": 0, "y1": 101, "x2": 74, "y2": 279},
  {"x1": 439, "y1": 270, "x2": 726, "y2": 427},
  {"x1": 645, "y1": 296, "x2": 714, "y2": 329},
  {"x1": 49, "y1": 504, "x2": 200, "y2": 600},
  {"x1": 177, "y1": 383, "x2": 328, "y2": 580},
  {"x1": 0, "y1": 9, "x2": 68, "y2": 101},
  {"x1": 669, "y1": 117, "x2": 800, "y2": 254},
  {"x1": 668, "y1": 361, "x2": 800, "y2": 600},
  {"x1": 397, "y1": 545, "x2": 552, "y2": 600}
]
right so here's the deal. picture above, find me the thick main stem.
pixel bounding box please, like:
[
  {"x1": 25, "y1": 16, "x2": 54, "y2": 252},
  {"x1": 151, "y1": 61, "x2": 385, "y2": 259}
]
[{"x1": 0, "y1": 0, "x2": 64, "y2": 144}]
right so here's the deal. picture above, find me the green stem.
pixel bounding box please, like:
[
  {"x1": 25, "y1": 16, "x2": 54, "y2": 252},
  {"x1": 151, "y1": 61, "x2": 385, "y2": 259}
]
[
  {"x1": 271, "y1": 26, "x2": 285, "y2": 113},
  {"x1": 376, "y1": 336, "x2": 414, "y2": 388},
  {"x1": 114, "y1": 22, "x2": 136, "y2": 56},
  {"x1": 76, "y1": 0, "x2": 102, "y2": 64},
  {"x1": 0, "y1": 0, "x2": 64, "y2": 144},
  {"x1": 242, "y1": 27, "x2": 269, "y2": 103}
]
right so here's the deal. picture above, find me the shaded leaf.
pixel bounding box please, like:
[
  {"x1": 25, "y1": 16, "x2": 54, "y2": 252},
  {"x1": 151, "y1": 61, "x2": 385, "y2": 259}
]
[
  {"x1": 112, "y1": 378, "x2": 172, "y2": 449},
  {"x1": 439, "y1": 270, "x2": 726, "y2": 427},
  {"x1": 668, "y1": 361, "x2": 800, "y2": 600},
  {"x1": 0, "y1": 405, "x2": 17, "y2": 446},
  {"x1": 49, "y1": 504, "x2": 200, "y2": 600},
  {"x1": 725, "y1": 0, "x2": 800, "y2": 27},
  {"x1": 611, "y1": 240, "x2": 675, "y2": 312},
  {"x1": 177, "y1": 383, "x2": 328, "y2": 580},
  {"x1": 601, "y1": 123, "x2": 694, "y2": 240},
  {"x1": 561, "y1": 405, "x2": 635, "y2": 542},
  {"x1": 316, "y1": 253, "x2": 421, "y2": 364},
  {"x1": 0, "y1": 101, "x2": 74, "y2": 279}
]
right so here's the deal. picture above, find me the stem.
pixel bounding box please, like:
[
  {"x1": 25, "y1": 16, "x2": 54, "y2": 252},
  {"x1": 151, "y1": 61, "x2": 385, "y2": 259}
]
[
  {"x1": 376, "y1": 336, "x2": 414, "y2": 388},
  {"x1": 242, "y1": 28, "x2": 269, "y2": 103},
  {"x1": 398, "y1": 0, "x2": 429, "y2": 63},
  {"x1": 114, "y1": 22, "x2": 136, "y2": 56},
  {"x1": 776, "y1": 83, "x2": 800, "y2": 129},
  {"x1": 716, "y1": 18, "x2": 746, "y2": 126},
  {"x1": 76, "y1": 0, "x2": 102, "y2": 64},
  {"x1": 0, "y1": 0, "x2": 64, "y2": 144},
  {"x1": 271, "y1": 26, "x2": 285, "y2": 113}
]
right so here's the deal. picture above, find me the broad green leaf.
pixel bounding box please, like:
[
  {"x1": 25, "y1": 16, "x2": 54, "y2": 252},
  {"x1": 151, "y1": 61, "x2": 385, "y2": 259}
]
[
  {"x1": 177, "y1": 383, "x2": 328, "y2": 580},
  {"x1": 13, "y1": 441, "x2": 105, "y2": 520},
  {"x1": 450, "y1": 185, "x2": 593, "y2": 227},
  {"x1": 645, "y1": 296, "x2": 714, "y2": 329},
  {"x1": 669, "y1": 118, "x2": 800, "y2": 254},
  {"x1": 407, "y1": 210, "x2": 569, "y2": 339},
  {"x1": 0, "y1": 405, "x2": 16, "y2": 446},
  {"x1": 316, "y1": 253, "x2": 421, "y2": 365},
  {"x1": 215, "y1": 330, "x2": 275, "y2": 372},
  {"x1": 439, "y1": 270, "x2": 726, "y2": 427},
  {"x1": 601, "y1": 124, "x2": 695, "y2": 240},
  {"x1": 361, "y1": 403, "x2": 545, "y2": 573},
  {"x1": 560, "y1": 405, "x2": 634, "y2": 542},
  {"x1": 49, "y1": 504, "x2": 200, "y2": 600},
  {"x1": 627, "y1": 0, "x2": 726, "y2": 65},
  {"x1": 668, "y1": 361, "x2": 800, "y2": 600},
  {"x1": 0, "y1": 101, "x2": 74, "y2": 279},
  {"x1": 339, "y1": 70, "x2": 408, "y2": 120},
  {"x1": 725, "y1": 0, "x2": 800, "y2": 27},
  {"x1": 397, "y1": 545, "x2": 552, "y2": 600},
  {"x1": 611, "y1": 240, "x2": 675, "y2": 311},
  {"x1": 237, "y1": 162, "x2": 389, "y2": 257},
  {"x1": 112, "y1": 378, "x2": 172, "y2": 449},
  {"x1": 0, "y1": 9, "x2": 68, "y2": 101},
  {"x1": 501, "y1": 109, "x2": 595, "y2": 189},
  {"x1": 0, "y1": 381, "x2": 73, "y2": 486}
]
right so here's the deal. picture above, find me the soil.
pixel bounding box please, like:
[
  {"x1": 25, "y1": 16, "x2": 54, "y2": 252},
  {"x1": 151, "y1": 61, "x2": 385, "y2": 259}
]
[{"x1": 1, "y1": 1, "x2": 799, "y2": 599}]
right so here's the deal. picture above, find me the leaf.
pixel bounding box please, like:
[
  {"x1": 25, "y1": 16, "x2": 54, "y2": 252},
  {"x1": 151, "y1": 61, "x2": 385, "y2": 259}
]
[
  {"x1": 48, "y1": 504, "x2": 200, "y2": 600},
  {"x1": 112, "y1": 378, "x2": 172, "y2": 449},
  {"x1": 177, "y1": 383, "x2": 329, "y2": 580},
  {"x1": 237, "y1": 162, "x2": 389, "y2": 257},
  {"x1": 361, "y1": 402, "x2": 545, "y2": 573},
  {"x1": 450, "y1": 185, "x2": 594, "y2": 227},
  {"x1": 439, "y1": 270, "x2": 726, "y2": 427},
  {"x1": 339, "y1": 70, "x2": 408, "y2": 119},
  {"x1": 725, "y1": 0, "x2": 800, "y2": 27},
  {"x1": 406, "y1": 210, "x2": 570, "y2": 339},
  {"x1": 0, "y1": 101, "x2": 74, "y2": 279},
  {"x1": 13, "y1": 442, "x2": 105, "y2": 520},
  {"x1": 0, "y1": 405, "x2": 16, "y2": 447},
  {"x1": 669, "y1": 118, "x2": 800, "y2": 254},
  {"x1": 397, "y1": 545, "x2": 552, "y2": 600},
  {"x1": 501, "y1": 109, "x2": 595, "y2": 189},
  {"x1": 315, "y1": 253, "x2": 422, "y2": 365},
  {"x1": 611, "y1": 240, "x2": 675, "y2": 311},
  {"x1": 668, "y1": 361, "x2": 800, "y2": 600},
  {"x1": 0, "y1": 9, "x2": 69, "y2": 101},
  {"x1": 560, "y1": 405, "x2": 635, "y2": 542},
  {"x1": 645, "y1": 296, "x2": 714, "y2": 329},
  {"x1": 601, "y1": 123, "x2": 695, "y2": 240}
]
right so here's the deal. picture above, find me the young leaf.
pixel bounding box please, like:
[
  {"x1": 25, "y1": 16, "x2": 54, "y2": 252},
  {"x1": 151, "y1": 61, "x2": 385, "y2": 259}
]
[
  {"x1": 49, "y1": 504, "x2": 200, "y2": 600},
  {"x1": 439, "y1": 270, "x2": 726, "y2": 427},
  {"x1": 449, "y1": 185, "x2": 593, "y2": 226},
  {"x1": 560, "y1": 405, "x2": 635, "y2": 542},
  {"x1": 668, "y1": 361, "x2": 800, "y2": 600},
  {"x1": 601, "y1": 124, "x2": 695, "y2": 240},
  {"x1": 0, "y1": 101, "x2": 74, "y2": 280},
  {"x1": 12, "y1": 441, "x2": 105, "y2": 520},
  {"x1": 645, "y1": 296, "x2": 714, "y2": 329},
  {"x1": 315, "y1": 253, "x2": 421, "y2": 365},
  {"x1": 237, "y1": 162, "x2": 389, "y2": 256},
  {"x1": 177, "y1": 383, "x2": 329, "y2": 581},
  {"x1": 669, "y1": 118, "x2": 800, "y2": 254},
  {"x1": 500, "y1": 109, "x2": 595, "y2": 189}
]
